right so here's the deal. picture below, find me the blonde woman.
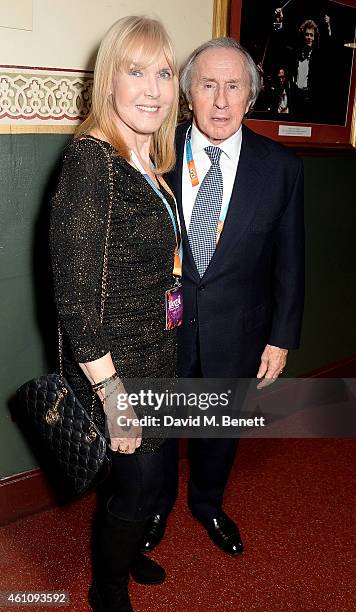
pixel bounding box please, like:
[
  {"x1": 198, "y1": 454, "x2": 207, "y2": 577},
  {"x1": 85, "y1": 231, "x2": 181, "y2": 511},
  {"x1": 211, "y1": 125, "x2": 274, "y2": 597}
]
[{"x1": 50, "y1": 16, "x2": 179, "y2": 612}]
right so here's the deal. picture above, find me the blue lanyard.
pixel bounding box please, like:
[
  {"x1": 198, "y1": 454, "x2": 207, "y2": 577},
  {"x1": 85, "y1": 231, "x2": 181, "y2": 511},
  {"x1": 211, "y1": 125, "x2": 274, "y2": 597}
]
[
  {"x1": 185, "y1": 125, "x2": 194, "y2": 163},
  {"x1": 143, "y1": 174, "x2": 179, "y2": 241},
  {"x1": 130, "y1": 152, "x2": 182, "y2": 264},
  {"x1": 130, "y1": 151, "x2": 179, "y2": 239}
]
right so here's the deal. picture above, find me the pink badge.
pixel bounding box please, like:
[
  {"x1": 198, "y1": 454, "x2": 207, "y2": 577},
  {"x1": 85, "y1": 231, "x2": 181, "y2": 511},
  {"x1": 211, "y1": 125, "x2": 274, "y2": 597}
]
[{"x1": 165, "y1": 284, "x2": 183, "y2": 330}]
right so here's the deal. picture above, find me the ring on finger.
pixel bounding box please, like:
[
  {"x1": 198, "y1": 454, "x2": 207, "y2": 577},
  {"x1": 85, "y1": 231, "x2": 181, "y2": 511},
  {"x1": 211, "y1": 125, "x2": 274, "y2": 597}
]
[{"x1": 118, "y1": 445, "x2": 130, "y2": 454}]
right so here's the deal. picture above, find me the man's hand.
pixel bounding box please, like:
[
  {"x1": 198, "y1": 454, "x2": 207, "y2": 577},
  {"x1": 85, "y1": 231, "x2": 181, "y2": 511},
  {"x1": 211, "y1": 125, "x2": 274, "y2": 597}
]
[
  {"x1": 256, "y1": 344, "x2": 288, "y2": 389},
  {"x1": 323, "y1": 14, "x2": 332, "y2": 36},
  {"x1": 273, "y1": 7, "x2": 284, "y2": 29},
  {"x1": 274, "y1": 7, "x2": 283, "y2": 22}
]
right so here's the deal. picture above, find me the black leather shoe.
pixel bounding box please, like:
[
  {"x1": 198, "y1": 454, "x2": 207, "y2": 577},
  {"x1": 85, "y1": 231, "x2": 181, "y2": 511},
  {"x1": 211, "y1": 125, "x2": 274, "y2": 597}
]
[
  {"x1": 140, "y1": 514, "x2": 167, "y2": 553},
  {"x1": 130, "y1": 553, "x2": 166, "y2": 585},
  {"x1": 204, "y1": 512, "x2": 244, "y2": 556}
]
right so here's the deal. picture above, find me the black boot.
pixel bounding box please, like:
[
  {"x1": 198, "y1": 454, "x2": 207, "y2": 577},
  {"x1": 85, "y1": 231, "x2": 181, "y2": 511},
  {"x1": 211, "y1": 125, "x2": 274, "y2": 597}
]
[
  {"x1": 89, "y1": 502, "x2": 148, "y2": 612},
  {"x1": 130, "y1": 553, "x2": 166, "y2": 585},
  {"x1": 89, "y1": 580, "x2": 133, "y2": 612}
]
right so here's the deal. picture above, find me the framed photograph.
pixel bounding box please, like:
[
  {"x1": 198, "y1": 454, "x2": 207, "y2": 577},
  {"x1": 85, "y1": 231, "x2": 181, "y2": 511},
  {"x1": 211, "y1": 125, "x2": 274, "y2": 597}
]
[{"x1": 229, "y1": 0, "x2": 356, "y2": 150}]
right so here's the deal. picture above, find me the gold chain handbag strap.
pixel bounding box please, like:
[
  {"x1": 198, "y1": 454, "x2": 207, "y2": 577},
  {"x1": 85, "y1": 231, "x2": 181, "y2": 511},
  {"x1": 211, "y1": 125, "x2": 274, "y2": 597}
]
[{"x1": 58, "y1": 138, "x2": 114, "y2": 421}]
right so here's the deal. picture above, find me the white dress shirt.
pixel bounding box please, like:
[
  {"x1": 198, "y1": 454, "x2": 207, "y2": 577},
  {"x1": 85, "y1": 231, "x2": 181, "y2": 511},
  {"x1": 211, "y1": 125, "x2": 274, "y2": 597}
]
[
  {"x1": 182, "y1": 122, "x2": 243, "y2": 230},
  {"x1": 297, "y1": 57, "x2": 310, "y2": 90}
]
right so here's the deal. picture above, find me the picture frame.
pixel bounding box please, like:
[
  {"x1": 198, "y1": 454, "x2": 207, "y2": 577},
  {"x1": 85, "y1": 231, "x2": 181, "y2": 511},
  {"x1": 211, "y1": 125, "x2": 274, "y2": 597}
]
[{"x1": 222, "y1": 0, "x2": 356, "y2": 152}]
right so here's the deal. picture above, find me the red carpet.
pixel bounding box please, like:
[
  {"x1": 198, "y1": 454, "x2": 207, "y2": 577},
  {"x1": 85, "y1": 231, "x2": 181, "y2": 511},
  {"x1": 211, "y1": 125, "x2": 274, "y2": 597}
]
[{"x1": 0, "y1": 439, "x2": 355, "y2": 612}]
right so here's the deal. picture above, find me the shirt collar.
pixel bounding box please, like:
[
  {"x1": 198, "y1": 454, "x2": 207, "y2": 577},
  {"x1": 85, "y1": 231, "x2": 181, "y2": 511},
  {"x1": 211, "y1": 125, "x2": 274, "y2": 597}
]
[{"x1": 191, "y1": 122, "x2": 242, "y2": 161}]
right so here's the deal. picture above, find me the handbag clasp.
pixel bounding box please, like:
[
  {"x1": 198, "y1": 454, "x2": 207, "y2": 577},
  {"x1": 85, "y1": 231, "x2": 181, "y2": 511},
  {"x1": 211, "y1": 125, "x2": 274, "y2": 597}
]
[
  {"x1": 45, "y1": 387, "x2": 67, "y2": 425},
  {"x1": 85, "y1": 428, "x2": 98, "y2": 444}
]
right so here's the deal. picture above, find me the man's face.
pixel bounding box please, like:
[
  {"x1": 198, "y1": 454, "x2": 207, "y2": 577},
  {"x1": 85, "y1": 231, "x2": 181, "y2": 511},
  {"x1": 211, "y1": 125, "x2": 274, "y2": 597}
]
[
  {"x1": 277, "y1": 69, "x2": 286, "y2": 84},
  {"x1": 189, "y1": 47, "x2": 251, "y2": 144},
  {"x1": 304, "y1": 28, "x2": 315, "y2": 47}
]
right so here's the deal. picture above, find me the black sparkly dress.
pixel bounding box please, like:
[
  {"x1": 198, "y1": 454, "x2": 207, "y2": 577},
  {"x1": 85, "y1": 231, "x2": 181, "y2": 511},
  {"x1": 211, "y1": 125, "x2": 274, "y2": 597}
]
[{"x1": 50, "y1": 136, "x2": 177, "y2": 453}]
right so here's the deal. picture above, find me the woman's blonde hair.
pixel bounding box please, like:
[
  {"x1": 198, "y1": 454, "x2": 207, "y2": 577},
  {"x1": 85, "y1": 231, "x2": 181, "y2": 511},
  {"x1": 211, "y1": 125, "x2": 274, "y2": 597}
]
[{"x1": 76, "y1": 16, "x2": 179, "y2": 173}]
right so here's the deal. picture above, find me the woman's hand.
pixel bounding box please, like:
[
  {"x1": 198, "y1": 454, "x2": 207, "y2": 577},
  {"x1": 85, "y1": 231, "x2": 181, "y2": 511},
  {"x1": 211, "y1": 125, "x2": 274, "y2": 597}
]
[
  {"x1": 103, "y1": 378, "x2": 142, "y2": 454},
  {"x1": 105, "y1": 402, "x2": 142, "y2": 454},
  {"x1": 79, "y1": 354, "x2": 142, "y2": 453}
]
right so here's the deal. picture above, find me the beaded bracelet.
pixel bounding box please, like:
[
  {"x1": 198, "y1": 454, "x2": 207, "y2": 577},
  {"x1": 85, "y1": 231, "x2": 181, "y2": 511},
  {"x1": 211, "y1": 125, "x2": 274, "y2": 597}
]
[{"x1": 91, "y1": 372, "x2": 119, "y2": 393}]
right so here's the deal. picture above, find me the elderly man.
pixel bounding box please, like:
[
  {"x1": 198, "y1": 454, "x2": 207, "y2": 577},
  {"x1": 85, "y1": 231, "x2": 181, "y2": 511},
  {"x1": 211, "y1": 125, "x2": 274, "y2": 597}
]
[{"x1": 141, "y1": 38, "x2": 304, "y2": 556}]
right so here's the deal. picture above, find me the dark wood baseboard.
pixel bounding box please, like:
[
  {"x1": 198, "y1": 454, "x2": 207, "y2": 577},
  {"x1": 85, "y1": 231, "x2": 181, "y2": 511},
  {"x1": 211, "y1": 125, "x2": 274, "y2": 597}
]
[
  {"x1": 0, "y1": 469, "x2": 56, "y2": 526},
  {"x1": 1, "y1": 355, "x2": 355, "y2": 526},
  {"x1": 302, "y1": 355, "x2": 356, "y2": 378}
]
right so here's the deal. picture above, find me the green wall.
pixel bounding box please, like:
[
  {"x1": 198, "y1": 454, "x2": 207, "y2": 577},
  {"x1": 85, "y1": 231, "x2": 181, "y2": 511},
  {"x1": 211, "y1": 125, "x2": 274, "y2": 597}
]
[
  {"x1": 0, "y1": 135, "x2": 70, "y2": 478},
  {"x1": 287, "y1": 155, "x2": 356, "y2": 375},
  {"x1": 0, "y1": 135, "x2": 355, "y2": 477}
]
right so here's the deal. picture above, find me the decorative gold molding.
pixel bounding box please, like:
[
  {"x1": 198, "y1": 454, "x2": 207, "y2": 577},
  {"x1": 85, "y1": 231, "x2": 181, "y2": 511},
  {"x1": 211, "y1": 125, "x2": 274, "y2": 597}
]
[
  {"x1": 0, "y1": 124, "x2": 76, "y2": 134},
  {"x1": 212, "y1": 0, "x2": 231, "y2": 38},
  {"x1": 0, "y1": 65, "x2": 92, "y2": 134},
  {"x1": 351, "y1": 97, "x2": 356, "y2": 148}
]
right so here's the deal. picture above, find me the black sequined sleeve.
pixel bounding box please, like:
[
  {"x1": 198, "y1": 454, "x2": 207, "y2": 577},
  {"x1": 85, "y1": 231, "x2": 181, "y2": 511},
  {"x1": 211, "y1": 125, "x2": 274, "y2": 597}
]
[{"x1": 50, "y1": 139, "x2": 111, "y2": 363}]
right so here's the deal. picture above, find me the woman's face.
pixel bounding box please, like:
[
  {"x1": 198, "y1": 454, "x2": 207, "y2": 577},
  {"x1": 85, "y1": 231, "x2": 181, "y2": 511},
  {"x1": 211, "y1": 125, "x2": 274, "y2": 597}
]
[{"x1": 111, "y1": 51, "x2": 175, "y2": 138}]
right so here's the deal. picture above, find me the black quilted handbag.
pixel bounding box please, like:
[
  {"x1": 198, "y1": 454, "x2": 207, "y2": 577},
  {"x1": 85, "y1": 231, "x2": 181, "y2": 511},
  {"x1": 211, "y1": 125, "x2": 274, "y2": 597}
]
[
  {"x1": 16, "y1": 372, "x2": 109, "y2": 495},
  {"x1": 16, "y1": 139, "x2": 115, "y2": 496}
]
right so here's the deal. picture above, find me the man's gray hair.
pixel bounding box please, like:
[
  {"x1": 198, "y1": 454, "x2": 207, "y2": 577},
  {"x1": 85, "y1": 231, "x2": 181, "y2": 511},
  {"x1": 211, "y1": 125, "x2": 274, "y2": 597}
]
[{"x1": 180, "y1": 37, "x2": 261, "y2": 110}]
